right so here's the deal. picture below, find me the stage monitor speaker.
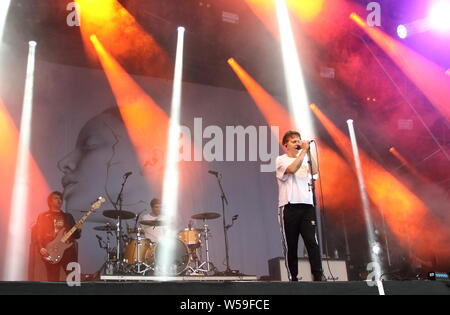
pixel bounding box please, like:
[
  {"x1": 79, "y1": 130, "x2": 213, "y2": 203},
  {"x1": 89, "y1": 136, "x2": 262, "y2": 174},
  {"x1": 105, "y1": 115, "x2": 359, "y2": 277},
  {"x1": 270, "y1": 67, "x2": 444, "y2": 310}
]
[{"x1": 268, "y1": 257, "x2": 348, "y2": 281}]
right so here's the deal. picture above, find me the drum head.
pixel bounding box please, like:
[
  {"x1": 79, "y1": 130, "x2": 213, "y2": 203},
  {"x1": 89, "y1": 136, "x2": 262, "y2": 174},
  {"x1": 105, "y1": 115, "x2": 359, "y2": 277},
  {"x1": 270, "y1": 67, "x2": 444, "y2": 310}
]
[{"x1": 153, "y1": 239, "x2": 189, "y2": 275}]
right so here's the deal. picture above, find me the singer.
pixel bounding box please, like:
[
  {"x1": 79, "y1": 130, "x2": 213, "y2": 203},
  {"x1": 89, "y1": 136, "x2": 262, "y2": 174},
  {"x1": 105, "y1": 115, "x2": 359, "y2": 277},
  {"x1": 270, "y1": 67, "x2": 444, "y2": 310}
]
[{"x1": 275, "y1": 130, "x2": 323, "y2": 281}]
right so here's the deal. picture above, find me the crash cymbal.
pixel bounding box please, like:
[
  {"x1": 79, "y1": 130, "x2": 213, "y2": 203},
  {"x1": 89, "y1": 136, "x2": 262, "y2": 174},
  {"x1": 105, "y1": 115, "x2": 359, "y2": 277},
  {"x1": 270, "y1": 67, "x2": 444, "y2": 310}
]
[
  {"x1": 191, "y1": 212, "x2": 221, "y2": 220},
  {"x1": 102, "y1": 210, "x2": 136, "y2": 220},
  {"x1": 93, "y1": 225, "x2": 115, "y2": 232},
  {"x1": 139, "y1": 220, "x2": 166, "y2": 227}
]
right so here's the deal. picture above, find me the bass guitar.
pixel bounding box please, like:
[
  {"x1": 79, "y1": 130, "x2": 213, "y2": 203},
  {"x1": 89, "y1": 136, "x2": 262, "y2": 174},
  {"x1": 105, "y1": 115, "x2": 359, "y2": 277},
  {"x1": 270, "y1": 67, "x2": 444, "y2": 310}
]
[{"x1": 42, "y1": 196, "x2": 106, "y2": 264}]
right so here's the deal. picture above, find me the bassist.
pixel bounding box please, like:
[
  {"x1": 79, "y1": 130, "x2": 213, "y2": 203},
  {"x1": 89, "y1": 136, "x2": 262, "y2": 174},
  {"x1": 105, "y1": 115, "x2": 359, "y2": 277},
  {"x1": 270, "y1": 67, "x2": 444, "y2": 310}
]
[{"x1": 36, "y1": 191, "x2": 81, "y2": 281}]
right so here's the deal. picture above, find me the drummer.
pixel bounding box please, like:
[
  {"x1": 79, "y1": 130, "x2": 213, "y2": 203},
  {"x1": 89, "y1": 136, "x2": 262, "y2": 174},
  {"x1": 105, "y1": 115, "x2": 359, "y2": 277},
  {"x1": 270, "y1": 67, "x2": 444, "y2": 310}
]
[{"x1": 140, "y1": 198, "x2": 164, "y2": 243}]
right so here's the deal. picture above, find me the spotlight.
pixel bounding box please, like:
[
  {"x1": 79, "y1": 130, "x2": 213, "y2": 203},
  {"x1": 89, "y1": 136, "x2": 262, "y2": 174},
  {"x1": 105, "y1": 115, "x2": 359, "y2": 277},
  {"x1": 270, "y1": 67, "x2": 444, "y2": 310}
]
[
  {"x1": 372, "y1": 242, "x2": 381, "y2": 255},
  {"x1": 445, "y1": 69, "x2": 450, "y2": 76},
  {"x1": 397, "y1": 24, "x2": 408, "y2": 39},
  {"x1": 158, "y1": 26, "x2": 186, "y2": 277},
  {"x1": 429, "y1": 0, "x2": 450, "y2": 31}
]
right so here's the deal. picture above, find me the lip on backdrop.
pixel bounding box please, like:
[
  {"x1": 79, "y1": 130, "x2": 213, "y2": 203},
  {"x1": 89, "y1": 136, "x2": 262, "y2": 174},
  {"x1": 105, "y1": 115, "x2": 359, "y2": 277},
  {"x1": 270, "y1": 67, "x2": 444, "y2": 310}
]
[{"x1": 61, "y1": 175, "x2": 78, "y2": 196}]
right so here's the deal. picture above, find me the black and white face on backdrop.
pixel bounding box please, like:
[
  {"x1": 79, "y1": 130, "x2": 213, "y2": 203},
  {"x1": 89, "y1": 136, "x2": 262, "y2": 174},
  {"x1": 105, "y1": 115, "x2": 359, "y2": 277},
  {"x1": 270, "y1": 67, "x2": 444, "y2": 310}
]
[{"x1": 57, "y1": 107, "x2": 164, "y2": 222}]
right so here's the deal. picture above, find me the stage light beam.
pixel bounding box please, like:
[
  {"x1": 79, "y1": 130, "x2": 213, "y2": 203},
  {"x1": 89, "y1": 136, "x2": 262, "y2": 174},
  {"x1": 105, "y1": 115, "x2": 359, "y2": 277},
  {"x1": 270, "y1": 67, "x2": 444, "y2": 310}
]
[
  {"x1": 346, "y1": 119, "x2": 383, "y2": 281},
  {"x1": 4, "y1": 41, "x2": 37, "y2": 281},
  {"x1": 0, "y1": 0, "x2": 11, "y2": 43},
  {"x1": 275, "y1": 0, "x2": 315, "y2": 140},
  {"x1": 157, "y1": 27, "x2": 185, "y2": 277}
]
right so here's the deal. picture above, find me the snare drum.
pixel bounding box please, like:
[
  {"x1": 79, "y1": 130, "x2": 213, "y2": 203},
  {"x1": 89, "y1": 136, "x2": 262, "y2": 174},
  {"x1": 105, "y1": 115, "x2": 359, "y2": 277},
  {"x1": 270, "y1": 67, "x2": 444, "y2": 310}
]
[
  {"x1": 124, "y1": 238, "x2": 153, "y2": 264},
  {"x1": 145, "y1": 238, "x2": 189, "y2": 275},
  {"x1": 178, "y1": 228, "x2": 201, "y2": 248}
]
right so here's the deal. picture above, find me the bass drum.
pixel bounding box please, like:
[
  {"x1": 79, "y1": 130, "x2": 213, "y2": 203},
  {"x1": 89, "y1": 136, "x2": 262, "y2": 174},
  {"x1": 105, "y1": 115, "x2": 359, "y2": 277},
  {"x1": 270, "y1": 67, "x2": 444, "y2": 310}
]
[{"x1": 145, "y1": 238, "x2": 189, "y2": 275}]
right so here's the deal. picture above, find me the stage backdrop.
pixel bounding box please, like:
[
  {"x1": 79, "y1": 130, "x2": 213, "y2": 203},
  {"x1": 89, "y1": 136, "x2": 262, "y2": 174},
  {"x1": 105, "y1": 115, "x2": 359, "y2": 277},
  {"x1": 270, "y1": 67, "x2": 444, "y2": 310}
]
[{"x1": 0, "y1": 48, "x2": 293, "y2": 278}]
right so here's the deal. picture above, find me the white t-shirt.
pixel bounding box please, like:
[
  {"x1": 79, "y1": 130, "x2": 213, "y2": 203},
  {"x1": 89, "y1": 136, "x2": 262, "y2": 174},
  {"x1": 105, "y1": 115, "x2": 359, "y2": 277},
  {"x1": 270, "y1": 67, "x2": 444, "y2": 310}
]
[
  {"x1": 140, "y1": 213, "x2": 165, "y2": 242},
  {"x1": 276, "y1": 153, "x2": 314, "y2": 207}
]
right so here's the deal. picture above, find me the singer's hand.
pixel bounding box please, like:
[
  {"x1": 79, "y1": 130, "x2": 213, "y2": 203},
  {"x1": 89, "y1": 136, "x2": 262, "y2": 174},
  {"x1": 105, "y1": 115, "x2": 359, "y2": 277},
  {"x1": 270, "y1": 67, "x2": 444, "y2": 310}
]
[{"x1": 300, "y1": 140, "x2": 310, "y2": 150}]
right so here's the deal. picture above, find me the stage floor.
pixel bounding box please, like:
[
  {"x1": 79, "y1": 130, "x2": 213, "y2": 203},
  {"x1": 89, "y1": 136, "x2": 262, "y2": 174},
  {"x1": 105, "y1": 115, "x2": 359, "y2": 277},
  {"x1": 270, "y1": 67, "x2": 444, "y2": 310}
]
[{"x1": 0, "y1": 279, "x2": 449, "y2": 295}]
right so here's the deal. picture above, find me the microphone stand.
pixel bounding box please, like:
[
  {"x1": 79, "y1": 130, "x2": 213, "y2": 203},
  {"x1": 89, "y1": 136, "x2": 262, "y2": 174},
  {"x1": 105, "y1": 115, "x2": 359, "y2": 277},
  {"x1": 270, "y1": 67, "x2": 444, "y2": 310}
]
[
  {"x1": 212, "y1": 172, "x2": 237, "y2": 276},
  {"x1": 113, "y1": 173, "x2": 131, "y2": 271}
]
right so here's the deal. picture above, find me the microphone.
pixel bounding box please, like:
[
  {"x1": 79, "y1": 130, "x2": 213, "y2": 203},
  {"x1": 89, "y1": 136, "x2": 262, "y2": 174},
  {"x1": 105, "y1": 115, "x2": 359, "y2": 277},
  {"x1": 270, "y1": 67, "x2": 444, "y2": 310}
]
[
  {"x1": 296, "y1": 140, "x2": 314, "y2": 150},
  {"x1": 124, "y1": 171, "x2": 132, "y2": 177},
  {"x1": 208, "y1": 170, "x2": 219, "y2": 176}
]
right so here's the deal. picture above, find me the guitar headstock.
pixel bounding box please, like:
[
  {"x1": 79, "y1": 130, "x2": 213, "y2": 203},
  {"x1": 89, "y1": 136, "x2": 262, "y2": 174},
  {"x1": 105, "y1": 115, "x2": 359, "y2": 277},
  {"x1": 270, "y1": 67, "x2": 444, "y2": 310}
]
[{"x1": 91, "y1": 196, "x2": 106, "y2": 211}]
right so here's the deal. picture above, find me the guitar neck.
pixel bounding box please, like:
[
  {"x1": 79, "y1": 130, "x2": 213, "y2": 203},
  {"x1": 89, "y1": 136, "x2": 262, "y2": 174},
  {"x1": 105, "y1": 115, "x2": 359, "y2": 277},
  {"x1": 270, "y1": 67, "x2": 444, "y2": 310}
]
[
  {"x1": 61, "y1": 210, "x2": 92, "y2": 243},
  {"x1": 60, "y1": 197, "x2": 105, "y2": 243}
]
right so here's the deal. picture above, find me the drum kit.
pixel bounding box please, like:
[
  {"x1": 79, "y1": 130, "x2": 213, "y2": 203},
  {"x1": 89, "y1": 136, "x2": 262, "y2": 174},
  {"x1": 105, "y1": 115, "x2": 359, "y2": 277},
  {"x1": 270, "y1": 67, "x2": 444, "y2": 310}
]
[{"x1": 94, "y1": 209, "x2": 221, "y2": 276}]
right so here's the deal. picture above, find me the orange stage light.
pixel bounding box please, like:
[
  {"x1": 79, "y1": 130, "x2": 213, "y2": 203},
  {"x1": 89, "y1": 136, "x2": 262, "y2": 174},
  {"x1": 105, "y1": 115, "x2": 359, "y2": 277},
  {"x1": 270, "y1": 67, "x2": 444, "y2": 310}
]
[
  {"x1": 0, "y1": 99, "x2": 19, "y2": 217},
  {"x1": 0, "y1": 99, "x2": 50, "y2": 215},
  {"x1": 90, "y1": 35, "x2": 168, "y2": 182},
  {"x1": 227, "y1": 57, "x2": 295, "y2": 139},
  {"x1": 389, "y1": 147, "x2": 431, "y2": 183},
  {"x1": 245, "y1": 0, "x2": 361, "y2": 45},
  {"x1": 287, "y1": 0, "x2": 324, "y2": 23},
  {"x1": 75, "y1": 0, "x2": 171, "y2": 78},
  {"x1": 90, "y1": 36, "x2": 201, "y2": 188}
]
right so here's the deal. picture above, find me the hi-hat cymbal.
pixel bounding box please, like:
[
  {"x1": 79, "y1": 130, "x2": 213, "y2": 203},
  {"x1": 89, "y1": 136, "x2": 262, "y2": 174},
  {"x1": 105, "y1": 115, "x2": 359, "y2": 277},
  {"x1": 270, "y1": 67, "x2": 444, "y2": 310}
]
[
  {"x1": 93, "y1": 225, "x2": 115, "y2": 232},
  {"x1": 139, "y1": 220, "x2": 166, "y2": 227},
  {"x1": 191, "y1": 212, "x2": 221, "y2": 220},
  {"x1": 103, "y1": 210, "x2": 136, "y2": 220}
]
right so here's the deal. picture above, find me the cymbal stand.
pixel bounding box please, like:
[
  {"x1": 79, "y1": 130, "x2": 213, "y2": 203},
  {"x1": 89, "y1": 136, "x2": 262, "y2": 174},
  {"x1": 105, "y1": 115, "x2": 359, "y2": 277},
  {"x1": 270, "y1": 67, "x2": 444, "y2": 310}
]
[
  {"x1": 95, "y1": 230, "x2": 115, "y2": 275},
  {"x1": 104, "y1": 228, "x2": 114, "y2": 263},
  {"x1": 193, "y1": 219, "x2": 214, "y2": 274},
  {"x1": 133, "y1": 227, "x2": 150, "y2": 274}
]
